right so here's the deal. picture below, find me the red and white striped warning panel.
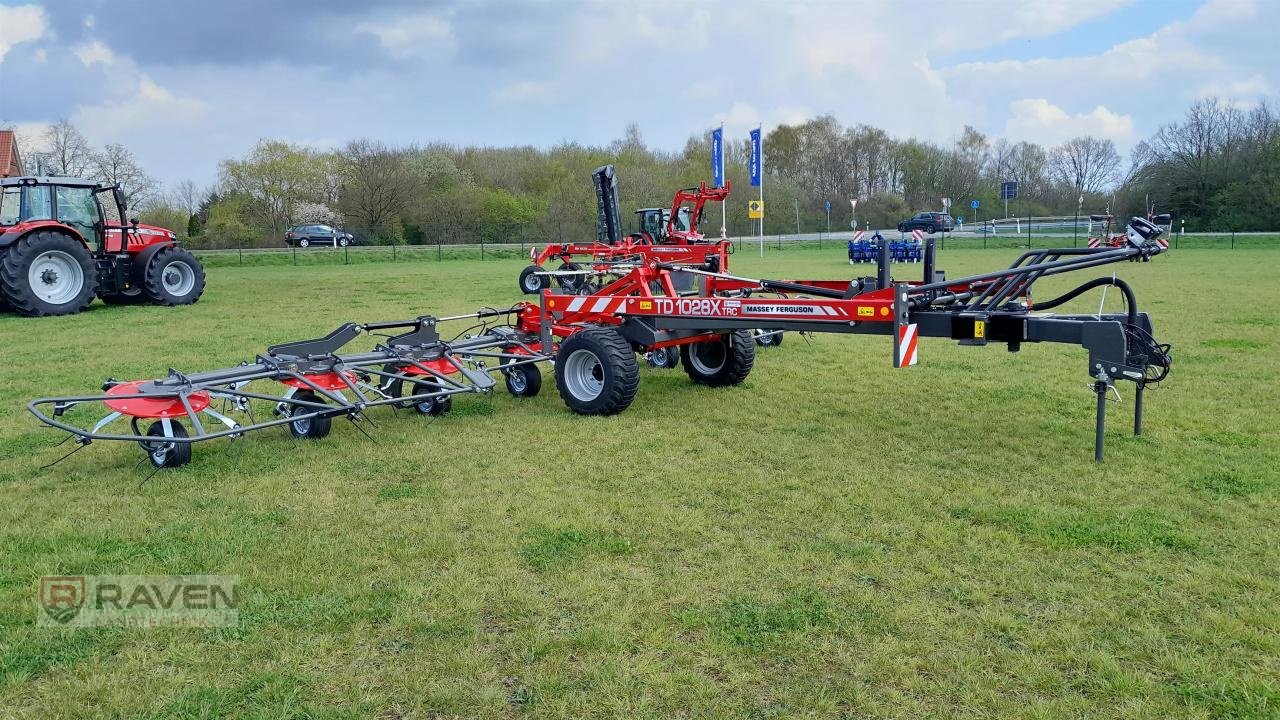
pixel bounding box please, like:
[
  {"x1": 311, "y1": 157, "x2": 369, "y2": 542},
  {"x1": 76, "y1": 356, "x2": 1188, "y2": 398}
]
[
  {"x1": 852, "y1": 230, "x2": 864, "y2": 242},
  {"x1": 911, "y1": 229, "x2": 924, "y2": 242},
  {"x1": 1087, "y1": 237, "x2": 1101, "y2": 248},
  {"x1": 562, "y1": 295, "x2": 628, "y2": 315},
  {"x1": 1156, "y1": 237, "x2": 1169, "y2": 249},
  {"x1": 897, "y1": 322, "x2": 919, "y2": 367}
]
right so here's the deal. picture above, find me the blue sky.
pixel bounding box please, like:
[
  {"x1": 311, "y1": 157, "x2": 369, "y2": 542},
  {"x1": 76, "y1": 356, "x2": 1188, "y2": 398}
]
[{"x1": 1, "y1": 0, "x2": 1274, "y2": 189}]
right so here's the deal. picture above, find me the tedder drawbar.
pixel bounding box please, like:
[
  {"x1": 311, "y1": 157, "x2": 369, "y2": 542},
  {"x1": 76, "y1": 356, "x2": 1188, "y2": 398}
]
[{"x1": 28, "y1": 174, "x2": 1172, "y2": 469}]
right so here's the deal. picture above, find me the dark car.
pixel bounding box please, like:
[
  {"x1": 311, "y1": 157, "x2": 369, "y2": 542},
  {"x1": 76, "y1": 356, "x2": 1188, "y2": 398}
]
[
  {"x1": 897, "y1": 212, "x2": 954, "y2": 234},
  {"x1": 285, "y1": 224, "x2": 354, "y2": 247}
]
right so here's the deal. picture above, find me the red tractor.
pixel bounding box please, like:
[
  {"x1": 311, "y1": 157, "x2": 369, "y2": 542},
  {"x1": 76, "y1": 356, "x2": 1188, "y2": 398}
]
[{"x1": 0, "y1": 176, "x2": 205, "y2": 316}]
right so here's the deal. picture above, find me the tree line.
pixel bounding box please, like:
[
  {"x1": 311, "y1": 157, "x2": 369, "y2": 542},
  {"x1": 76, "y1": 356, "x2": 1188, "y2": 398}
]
[{"x1": 9, "y1": 96, "x2": 1276, "y2": 248}]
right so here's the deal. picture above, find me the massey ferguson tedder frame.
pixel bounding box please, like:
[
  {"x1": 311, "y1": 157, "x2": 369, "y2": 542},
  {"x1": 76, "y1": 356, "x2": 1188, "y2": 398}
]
[{"x1": 29, "y1": 211, "x2": 1172, "y2": 469}]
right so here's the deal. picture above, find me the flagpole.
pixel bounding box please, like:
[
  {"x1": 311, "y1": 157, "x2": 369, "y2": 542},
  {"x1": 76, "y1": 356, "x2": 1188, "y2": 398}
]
[{"x1": 758, "y1": 125, "x2": 764, "y2": 258}]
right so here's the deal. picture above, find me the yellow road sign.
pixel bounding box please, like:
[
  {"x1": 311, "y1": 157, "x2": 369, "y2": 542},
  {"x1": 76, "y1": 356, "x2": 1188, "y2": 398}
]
[{"x1": 748, "y1": 199, "x2": 764, "y2": 219}]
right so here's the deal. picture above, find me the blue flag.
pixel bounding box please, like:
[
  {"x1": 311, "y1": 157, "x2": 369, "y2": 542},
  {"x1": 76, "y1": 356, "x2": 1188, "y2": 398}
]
[
  {"x1": 749, "y1": 128, "x2": 762, "y2": 187},
  {"x1": 711, "y1": 127, "x2": 724, "y2": 188}
]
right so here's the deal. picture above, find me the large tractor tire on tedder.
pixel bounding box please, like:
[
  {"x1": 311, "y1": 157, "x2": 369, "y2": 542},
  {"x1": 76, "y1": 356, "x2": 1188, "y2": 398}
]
[
  {"x1": 0, "y1": 230, "x2": 98, "y2": 317},
  {"x1": 143, "y1": 246, "x2": 206, "y2": 306},
  {"x1": 681, "y1": 330, "x2": 755, "y2": 386},
  {"x1": 555, "y1": 326, "x2": 639, "y2": 415}
]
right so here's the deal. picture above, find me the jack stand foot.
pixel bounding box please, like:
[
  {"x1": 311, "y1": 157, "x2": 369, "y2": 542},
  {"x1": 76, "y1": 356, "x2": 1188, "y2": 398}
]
[
  {"x1": 1134, "y1": 382, "x2": 1145, "y2": 436},
  {"x1": 1094, "y1": 379, "x2": 1108, "y2": 463}
]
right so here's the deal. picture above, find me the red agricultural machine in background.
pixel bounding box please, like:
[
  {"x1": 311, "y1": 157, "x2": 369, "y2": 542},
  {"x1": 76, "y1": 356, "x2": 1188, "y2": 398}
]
[
  {"x1": 0, "y1": 176, "x2": 205, "y2": 316},
  {"x1": 518, "y1": 165, "x2": 732, "y2": 296},
  {"x1": 1087, "y1": 212, "x2": 1173, "y2": 249},
  {"x1": 29, "y1": 171, "x2": 1173, "y2": 469}
]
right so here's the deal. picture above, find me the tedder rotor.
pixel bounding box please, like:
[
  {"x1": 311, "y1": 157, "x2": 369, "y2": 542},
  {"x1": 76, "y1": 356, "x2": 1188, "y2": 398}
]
[{"x1": 29, "y1": 202, "x2": 1172, "y2": 468}]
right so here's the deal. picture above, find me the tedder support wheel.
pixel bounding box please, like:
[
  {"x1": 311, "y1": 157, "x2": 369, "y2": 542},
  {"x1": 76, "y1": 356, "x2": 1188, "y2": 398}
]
[
  {"x1": 143, "y1": 246, "x2": 206, "y2": 306},
  {"x1": 681, "y1": 330, "x2": 755, "y2": 386},
  {"x1": 141, "y1": 420, "x2": 193, "y2": 468},
  {"x1": 754, "y1": 329, "x2": 785, "y2": 347},
  {"x1": 644, "y1": 346, "x2": 680, "y2": 369},
  {"x1": 0, "y1": 230, "x2": 98, "y2": 317},
  {"x1": 503, "y1": 359, "x2": 542, "y2": 397},
  {"x1": 556, "y1": 262, "x2": 584, "y2": 293},
  {"x1": 412, "y1": 380, "x2": 452, "y2": 416},
  {"x1": 288, "y1": 391, "x2": 333, "y2": 439},
  {"x1": 518, "y1": 265, "x2": 546, "y2": 294},
  {"x1": 555, "y1": 326, "x2": 639, "y2": 415}
]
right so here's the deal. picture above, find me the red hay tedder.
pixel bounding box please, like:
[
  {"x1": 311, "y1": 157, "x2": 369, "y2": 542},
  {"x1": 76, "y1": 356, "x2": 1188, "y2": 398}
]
[{"x1": 28, "y1": 166, "x2": 1172, "y2": 470}]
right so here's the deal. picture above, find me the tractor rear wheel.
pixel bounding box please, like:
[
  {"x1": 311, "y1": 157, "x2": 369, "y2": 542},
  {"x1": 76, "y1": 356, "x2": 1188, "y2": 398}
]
[
  {"x1": 143, "y1": 246, "x2": 206, "y2": 305},
  {"x1": 555, "y1": 326, "x2": 638, "y2": 415},
  {"x1": 0, "y1": 231, "x2": 98, "y2": 316},
  {"x1": 287, "y1": 391, "x2": 332, "y2": 439},
  {"x1": 518, "y1": 265, "x2": 546, "y2": 294},
  {"x1": 141, "y1": 420, "x2": 192, "y2": 468},
  {"x1": 681, "y1": 330, "x2": 755, "y2": 386}
]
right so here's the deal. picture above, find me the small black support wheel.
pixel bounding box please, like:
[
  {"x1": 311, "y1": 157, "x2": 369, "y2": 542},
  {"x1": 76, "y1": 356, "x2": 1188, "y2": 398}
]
[
  {"x1": 644, "y1": 346, "x2": 680, "y2": 369},
  {"x1": 555, "y1": 326, "x2": 639, "y2": 415},
  {"x1": 412, "y1": 381, "x2": 452, "y2": 416},
  {"x1": 754, "y1": 329, "x2": 785, "y2": 347},
  {"x1": 143, "y1": 246, "x2": 206, "y2": 306},
  {"x1": 681, "y1": 330, "x2": 755, "y2": 386},
  {"x1": 518, "y1": 265, "x2": 546, "y2": 294},
  {"x1": 141, "y1": 420, "x2": 192, "y2": 468},
  {"x1": 556, "y1": 262, "x2": 584, "y2": 293},
  {"x1": 503, "y1": 359, "x2": 543, "y2": 397},
  {"x1": 287, "y1": 391, "x2": 332, "y2": 439},
  {"x1": 0, "y1": 230, "x2": 98, "y2": 316}
]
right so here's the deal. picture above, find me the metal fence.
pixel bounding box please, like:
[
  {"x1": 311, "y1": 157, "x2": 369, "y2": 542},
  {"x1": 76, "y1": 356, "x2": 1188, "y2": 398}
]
[{"x1": 189, "y1": 229, "x2": 1280, "y2": 269}]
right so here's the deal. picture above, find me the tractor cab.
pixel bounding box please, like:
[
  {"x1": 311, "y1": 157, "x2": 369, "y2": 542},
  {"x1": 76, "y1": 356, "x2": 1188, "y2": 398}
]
[
  {"x1": 0, "y1": 177, "x2": 137, "y2": 253},
  {"x1": 634, "y1": 208, "x2": 669, "y2": 243}
]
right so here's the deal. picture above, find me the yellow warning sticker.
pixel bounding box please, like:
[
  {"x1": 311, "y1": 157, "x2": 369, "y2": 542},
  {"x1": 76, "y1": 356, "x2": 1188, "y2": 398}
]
[
  {"x1": 857, "y1": 306, "x2": 874, "y2": 317},
  {"x1": 974, "y1": 320, "x2": 985, "y2": 338},
  {"x1": 639, "y1": 301, "x2": 652, "y2": 310}
]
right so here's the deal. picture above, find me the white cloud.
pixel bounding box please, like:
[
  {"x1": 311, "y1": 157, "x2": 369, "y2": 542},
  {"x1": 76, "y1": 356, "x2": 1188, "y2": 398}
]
[
  {"x1": 358, "y1": 13, "x2": 450, "y2": 55},
  {"x1": 493, "y1": 81, "x2": 550, "y2": 104},
  {"x1": 1004, "y1": 99, "x2": 1134, "y2": 147},
  {"x1": 73, "y1": 41, "x2": 115, "y2": 67},
  {"x1": 0, "y1": 4, "x2": 46, "y2": 64},
  {"x1": 71, "y1": 76, "x2": 205, "y2": 141},
  {"x1": 1193, "y1": 74, "x2": 1270, "y2": 102}
]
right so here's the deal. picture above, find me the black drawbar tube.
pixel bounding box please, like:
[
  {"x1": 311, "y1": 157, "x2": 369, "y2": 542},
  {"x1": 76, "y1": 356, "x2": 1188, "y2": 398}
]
[{"x1": 1032, "y1": 277, "x2": 1137, "y2": 326}]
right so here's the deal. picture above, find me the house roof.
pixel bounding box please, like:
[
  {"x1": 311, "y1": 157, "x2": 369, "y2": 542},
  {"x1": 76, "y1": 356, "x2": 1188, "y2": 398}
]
[{"x1": 0, "y1": 130, "x2": 21, "y2": 177}]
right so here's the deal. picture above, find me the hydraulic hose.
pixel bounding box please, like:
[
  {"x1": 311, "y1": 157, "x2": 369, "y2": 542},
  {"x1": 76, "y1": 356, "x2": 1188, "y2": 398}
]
[{"x1": 1031, "y1": 277, "x2": 1137, "y2": 326}]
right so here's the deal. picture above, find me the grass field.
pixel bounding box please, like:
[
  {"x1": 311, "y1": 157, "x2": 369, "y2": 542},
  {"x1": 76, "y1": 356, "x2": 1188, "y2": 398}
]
[{"x1": 1, "y1": 246, "x2": 1277, "y2": 719}]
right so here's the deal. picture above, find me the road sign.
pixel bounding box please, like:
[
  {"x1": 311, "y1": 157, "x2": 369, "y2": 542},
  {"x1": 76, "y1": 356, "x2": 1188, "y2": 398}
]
[
  {"x1": 1000, "y1": 181, "x2": 1019, "y2": 200},
  {"x1": 824, "y1": 200, "x2": 831, "y2": 212},
  {"x1": 748, "y1": 199, "x2": 764, "y2": 219},
  {"x1": 971, "y1": 199, "x2": 980, "y2": 210}
]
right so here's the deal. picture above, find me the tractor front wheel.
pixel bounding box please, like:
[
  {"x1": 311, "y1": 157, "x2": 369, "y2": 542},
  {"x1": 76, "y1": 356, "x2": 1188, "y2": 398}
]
[
  {"x1": 555, "y1": 326, "x2": 638, "y2": 415},
  {"x1": 518, "y1": 265, "x2": 546, "y2": 294},
  {"x1": 0, "y1": 231, "x2": 98, "y2": 317},
  {"x1": 681, "y1": 331, "x2": 755, "y2": 386},
  {"x1": 143, "y1": 246, "x2": 206, "y2": 306}
]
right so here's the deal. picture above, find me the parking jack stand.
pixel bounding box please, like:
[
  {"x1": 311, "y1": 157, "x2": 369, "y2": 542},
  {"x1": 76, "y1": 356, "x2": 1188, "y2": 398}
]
[
  {"x1": 1094, "y1": 377, "x2": 1109, "y2": 464},
  {"x1": 1134, "y1": 381, "x2": 1145, "y2": 437}
]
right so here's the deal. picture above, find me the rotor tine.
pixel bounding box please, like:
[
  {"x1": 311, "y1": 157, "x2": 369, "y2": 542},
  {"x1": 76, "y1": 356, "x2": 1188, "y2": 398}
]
[
  {"x1": 39, "y1": 441, "x2": 88, "y2": 471},
  {"x1": 348, "y1": 415, "x2": 377, "y2": 444}
]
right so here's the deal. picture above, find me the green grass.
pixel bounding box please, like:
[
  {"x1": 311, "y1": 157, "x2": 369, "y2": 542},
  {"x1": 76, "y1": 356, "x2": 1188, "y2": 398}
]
[{"x1": 1, "y1": 246, "x2": 1278, "y2": 719}]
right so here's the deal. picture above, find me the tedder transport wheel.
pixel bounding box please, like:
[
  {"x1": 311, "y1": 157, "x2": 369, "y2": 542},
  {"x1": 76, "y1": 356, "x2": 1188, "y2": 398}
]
[
  {"x1": 143, "y1": 246, "x2": 206, "y2": 306},
  {"x1": 0, "y1": 231, "x2": 98, "y2": 317},
  {"x1": 411, "y1": 381, "x2": 452, "y2": 416},
  {"x1": 644, "y1": 346, "x2": 680, "y2": 369},
  {"x1": 555, "y1": 326, "x2": 639, "y2": 415},
  {"x1": 503, "y1": 359, "x2": 542, "y2": 397},
  {"x1": 556, "y1": 262, "x2": 585, "y2": 294},
  {"x1": 140, "y1": 420, "x2": 192, "y2": 468},
  {"x1": 681, "y1": 330, "x2": 755, "y2": 387},
  {"x1": 518, "y1": 265, "x2": 546, "y2": 294},
  {"x1": 287, "y1": 391, "x2": 332, "y2": 439}
]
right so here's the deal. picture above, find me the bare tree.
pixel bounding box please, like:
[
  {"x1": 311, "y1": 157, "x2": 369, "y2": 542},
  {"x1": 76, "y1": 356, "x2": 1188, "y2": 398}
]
[
  {"x1": 41, "y1": 120, "x2": 96, "y2": 177},
  {"x1": 337, "y1": 139, "x2": 425, "y2": 242},
  {"x1": 1050, "y1": 136, "x2": 1121, "y2": 195},
  {"x1": 93, "y1": 143, "x2": 157, "y2": 209},
  {"x1": 167, "y1": 180, "x2": 209, "y2": 217}
]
